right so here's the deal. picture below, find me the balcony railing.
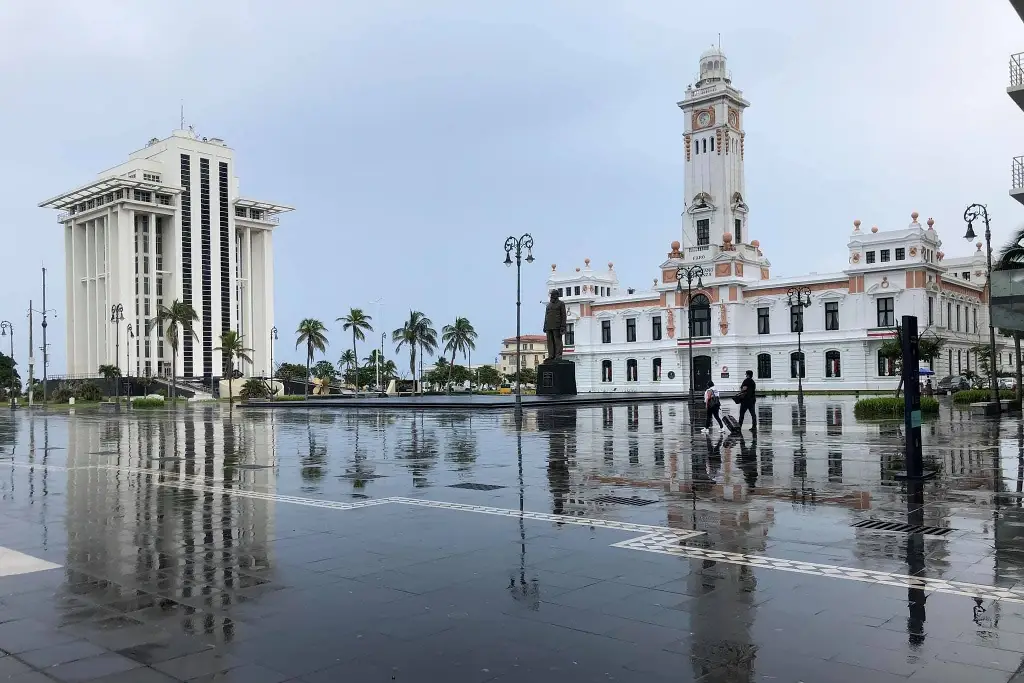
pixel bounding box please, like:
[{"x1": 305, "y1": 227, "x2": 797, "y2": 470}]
[
  {"x1": 1012, "y1": 53, "x2": 1024, "y2": 88},
  {"x1": 1014, "y1": 156, "x2": 1024, "y2": 190}
]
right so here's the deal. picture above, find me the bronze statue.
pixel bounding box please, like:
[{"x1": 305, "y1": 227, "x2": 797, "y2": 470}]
[{"x1": 544, "y1": 289, "x2": 567, "y2": 361}]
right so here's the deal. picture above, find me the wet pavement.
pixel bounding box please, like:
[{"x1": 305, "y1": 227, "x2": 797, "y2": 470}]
[{"x1": 0, "y1": 397, "x2": 1022, "y2": 681}]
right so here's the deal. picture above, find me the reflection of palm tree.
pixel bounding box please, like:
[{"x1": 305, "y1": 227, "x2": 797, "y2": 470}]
[
  {"x1": 440, "y1": 413, "x2": 477, "y2": 471},
  {"x1": 301, "y1": 424, "x2": 327, "y2": 482},
  {"x1": 396, "y1": 414, "x2": 439, "y2": 486}
]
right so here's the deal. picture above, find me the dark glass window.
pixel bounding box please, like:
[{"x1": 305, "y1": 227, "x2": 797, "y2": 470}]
[
  {"x1": 601, "y1": 320, "x2": 611, "y2": 344},
  {"x1": 956, "y1": 305, "x2": 961, "y2": 332},
  {"x1": 734, "y1": 218, "x2": 742, "y2": 243},
  {"x1": 928, "y1": 296, "x2": 933, "y2": 325},
  {"x1": 895, "y1": 247, "x2": 905, "y2": 260},
  {"x1": 790, "y1": 305, "x2": 804, "y2": 333},
  {"x1": 626, "y1": 318, "x2": 636, "y2": 342},
  {"x1": 825, "y1": 301, "x2": 839, "y2": 330},
  {"x1": 601, "y1": 360, "x2": 612, "y2": 382},
  {"x1": 757, "y1": 307, "x2": 769, "y2": 335},
  {"x1": 697, "y1": 219, "x2": 710, "y2": 246},
  {"x1": 574, "y1": 286, "x2": 580, "y2": 296},
  {"x1": 878, "y1": 350, "x2": 897, "y2": 376},
  {"x1": 880, "y1": 249, "x2": 890, "y2": 262},
  {"x1": 866, "y1": 251, "x2": 875, "y2": 264},
  {"x1": 652, "y1": 358, "x2": 662, "y2": 381},
  {"x1": 877, "y1": 297, "x2": 894, "y2": 327},
  {"x1": 652, "y1": 316, "x2": 662, "y2": 341},
  {"x1": 825, "y1": 350, "x2": 841, "y2": 378},
  {"x1": 689, "y1": 294, "x2": 711, "y2": 337},
  {"x1": 790, "y1": 352, "x2": 805, "y2": 378},
  {"x1": 757, "y1": 353, "x2": 771, "y2": 379},
  {"x1": 564, "y1": 323, "x2": 574, "y2": 346},
  {"x1": 626, "y1": 359, "x2": 638, "y2": 382}
]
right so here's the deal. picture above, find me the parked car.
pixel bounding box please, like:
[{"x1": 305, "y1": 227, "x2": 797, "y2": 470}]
[
  {"x1": 936, "y1": 375, "x2": 970, "y2": 395},
  {"x1": 999, "y1": 377, "x2": 1017, "y2": 391}
]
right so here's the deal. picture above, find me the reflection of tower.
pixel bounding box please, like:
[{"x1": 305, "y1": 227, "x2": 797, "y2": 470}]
[{"x1": 63, "y1": 408, "x2": 275, "y2": 641}]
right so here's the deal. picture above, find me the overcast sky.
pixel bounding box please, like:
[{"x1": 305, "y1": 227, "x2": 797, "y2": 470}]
[{"x1": 2, "y1": 0, "x2": 1024, "y2": 373}]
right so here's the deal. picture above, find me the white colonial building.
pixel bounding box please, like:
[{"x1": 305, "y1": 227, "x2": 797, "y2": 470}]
[
  {"x1": 40, "y1": 129, "x2": 291, "y2": 381},
  {"x1": 549, "y1": 47, "x2": 1010, "y2": 393}
]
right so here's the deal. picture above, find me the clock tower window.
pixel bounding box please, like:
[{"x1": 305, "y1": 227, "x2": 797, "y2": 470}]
[
  {"x1": 734, "y1": 218, "x2": 742, "y2": 243},
  {"x1": 710, "y1": 137, "x2": 715, "y2": 152},
  {"x1": 697, "y1": 219, "x2": 710, "y2": 246}
]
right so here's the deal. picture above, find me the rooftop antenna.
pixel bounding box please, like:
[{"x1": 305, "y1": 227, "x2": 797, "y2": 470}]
[
  {"x1": 180, "y1": 101, "x2": 185, "y2": 130},
  {"x1": 718, "y1": 33, "x2": 721, "y2": 50}
]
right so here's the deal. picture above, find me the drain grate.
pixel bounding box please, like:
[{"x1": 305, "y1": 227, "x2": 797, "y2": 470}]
[
  {"x1": 591, "y1": 495, "x2": 659, "y2": 507},
  {"x1": 852, "y1": 519, "x2": 955, "y2": 537},
  {"x1": 448, "y1": 483, "x2": 505, "y2": 491}
]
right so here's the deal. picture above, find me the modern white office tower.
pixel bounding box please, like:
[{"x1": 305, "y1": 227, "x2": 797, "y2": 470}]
[{"x1": 40, "y1": 129, "x2": 292, "y2": 382}]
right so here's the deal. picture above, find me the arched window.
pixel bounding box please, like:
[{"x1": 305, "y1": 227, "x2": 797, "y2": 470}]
[
  {"x1": 710, "y1": 137, "x2": 715, "y2": 152},
  {"x1": 702, "y1": 138, "x2": 707, "y2": 153},
  {"x1": 601, "y1": 360, "x2": 612, "y2": 382},
  {"x1": 790, "y1": 351, "x2": 805, "y2": 378},
  {"x1": 689, "y1": 294, "x2": 712, "y2": 337},
  {"x1": 626, "y1": 359, "x2": 638, "y2": 382},
  {"x1": 757, "y1": 353, "x2": 771, "y2": 379},
  {"x1": 652, "y1": 357, "x2": 662, "y2": 381},
  {"x1": 825, "y1": 350, "x2": 841, "y2": 378},
  {"x1": 694, "y1": 140, "x2": 699, "y2": 156}
]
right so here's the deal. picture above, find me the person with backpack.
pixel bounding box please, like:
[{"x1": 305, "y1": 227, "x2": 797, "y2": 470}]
[{"x1": 702, "y1": 381, "x2": 723, "y2": 434}]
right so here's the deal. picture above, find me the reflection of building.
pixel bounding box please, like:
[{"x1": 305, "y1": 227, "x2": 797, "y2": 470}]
[
  {"x1": 39, "y1": 130, "x2": 292, "y2": 379},
  {"x1": 62, "y1": 409, "x2": 275, "y2": 640},
  {"x1": 547, "y1": 47, "x2": 1007, "y2": 393},
  {"x1": 499, "y1": 335, "x2": 547, "y2": 376}
]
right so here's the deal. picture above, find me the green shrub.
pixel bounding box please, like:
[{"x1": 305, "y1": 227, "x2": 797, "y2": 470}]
[
  {"x1": 50, "y1": 380, "x2": 104, "y2": 403},
  {"x1": 854, "y1": 396, "x2": 939, "y2": 419},
  {"x1": 952, "y1": 389, "x2": 1015, "y2": 404},
  {"x1": 278, "y1": 395, "x2": 306, "y2": 401},
  {"x1": 132, "y1": 397, "x2": 167, "y2": 409},
  {"x1": 240, "y1": 378, "x2": 273, "y2": 400}
]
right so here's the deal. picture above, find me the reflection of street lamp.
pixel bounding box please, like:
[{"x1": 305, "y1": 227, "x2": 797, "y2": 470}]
[
  {"x1": 787, "y1": 286, "x2": 812, "y2": 402},
  {"x1": 963, "y1": 204, "x2": 1000, "y2": 408},
  {"x1": 675, "y1": 265, "x2": 706, "y2": 397},
  {"x1": 0, "y1": 321, "x2": 13, "y2": 409},
  {"x1": 504, "y1": 234, "x2": 535, "y2": 419},
  {"x1": 110, "y1": 304, "x2": 124, "y2": 403}
]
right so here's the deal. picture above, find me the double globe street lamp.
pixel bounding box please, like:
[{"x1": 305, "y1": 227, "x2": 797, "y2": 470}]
[
  {"x1": 787, "y1": 286, "x2": 812, "y2": 403},
  {"x1": 675, "y1": 265, "x2": 706, "y2": 398},
  {"x1": 963, "y1": 203, "x2": 1000, "y2": 408},
  {"x1": 0, "y1": 321, "x2": 13, "y2": 409},
  {"x1": 110, "y1": 304, "x2": 124, "y2": 404},
  {"x1": 504, "y1": 234, "x2": 535, "y2": 418}
]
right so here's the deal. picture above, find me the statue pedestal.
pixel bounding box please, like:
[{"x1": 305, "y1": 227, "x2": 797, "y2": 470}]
[{"x1": 537, "y1": 360, "x2": 577, "y2": 396}]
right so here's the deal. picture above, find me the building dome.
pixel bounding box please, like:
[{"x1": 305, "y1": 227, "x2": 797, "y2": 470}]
[{"x1": 697, "y1": 45, "x2": 730, "y2": 86}]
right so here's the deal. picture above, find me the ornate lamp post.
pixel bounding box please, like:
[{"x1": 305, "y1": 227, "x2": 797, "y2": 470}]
[
  {"x1": 675, "y1": 265, "x2": 706, "y2": 397},
  {"x1": 110, "y1": 304, "x2": 124, "y2": 403},
  {"x1": 269, "y1": 326, "x2": 278, "y2": 379},
  {"x1": 504, "y1": 234, "x2": 535, "y2": 418},
  {"x1": 126, "y1": 323, "x2": 135, "y2": 408},
  {"x1": 787, "y1": 286, "x2": 812, "y2": 403},
  {"x1": 964, "y1": 203, "x2": 1001, "y2": 408},
  {"x1": 379, "y1": 331, "x2": 386, "y2": 393},
  {"x1": 0, "y1": 321, "x2": 13, "y2": 409}
]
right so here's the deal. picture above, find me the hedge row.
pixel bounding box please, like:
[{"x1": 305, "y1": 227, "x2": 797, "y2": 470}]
[
  {"x1": 951, "y1": 389, "x2": 1015, "y2": 404},
  {"x1": 853, "y1": 396, "x2": 939, "y2": 419}
]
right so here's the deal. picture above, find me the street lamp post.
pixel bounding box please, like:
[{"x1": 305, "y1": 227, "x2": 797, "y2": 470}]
[
  {"x1": 787, "y1": 286, "x2": 812, "y2": 403},
  {"x1": 964, "y1": 203, "x2": 1001, "y2": 408},
  {"x1": 504, "y1": 234, "x2": 535, "y2": 419},
  {"x1": 126, "y1": 324, "x2": 135, "y2": 408},
  {"x1": 110, "y1": 304, "x2": 124, "y2": 404},
  {"x1": 379, "y1": 331, "x2": 386, "y2": 394},
  {"x1": 675, "y1": 265, "x2": 706, "y2": 398},
  {"x1": 0, "y1": 321, "x2": 13, "y2": 409},
  {"x1": 269, "y1": 326, "x2": 278, "y2": 380}
]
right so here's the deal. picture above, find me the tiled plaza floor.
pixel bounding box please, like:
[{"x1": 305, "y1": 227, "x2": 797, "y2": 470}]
[{"x1": 0, "y1": 396, "x2": 1022, "y2": 681}]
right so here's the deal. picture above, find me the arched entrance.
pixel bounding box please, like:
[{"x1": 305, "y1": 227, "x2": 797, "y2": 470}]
[{"x1": 692, "y1": 355, "x2": 712, "y2": 392}]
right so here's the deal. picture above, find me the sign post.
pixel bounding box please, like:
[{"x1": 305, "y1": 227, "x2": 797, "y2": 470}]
[{"x1": 896, "y1": 315, "x2": 935, "y2": 481}]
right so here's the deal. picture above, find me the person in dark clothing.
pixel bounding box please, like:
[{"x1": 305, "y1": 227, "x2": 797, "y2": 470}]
[
  {"x1": 702, "y1": 381, "x2": 723, "y2": 433},
  {"x1": 738, "y1": 370, "x2": 757, "y2": 430}
]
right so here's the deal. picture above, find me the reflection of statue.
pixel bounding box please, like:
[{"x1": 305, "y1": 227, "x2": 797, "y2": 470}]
[{"x1": 544, "y1": 290, "x2": 567, "y2": 361}]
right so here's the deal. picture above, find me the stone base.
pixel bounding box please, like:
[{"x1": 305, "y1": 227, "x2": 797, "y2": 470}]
[{"x1": 537, "y1": 361, "x2": 577, "y2": 396}]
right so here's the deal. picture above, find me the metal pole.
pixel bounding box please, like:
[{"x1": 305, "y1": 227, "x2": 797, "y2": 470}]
[
  {"x1": 516, "y1": 254, "x2": 522, "y2": 417},
  {"x1": 126, "y1": 324, "x2": 133, "y2": 409},
  {"x1": 687, "y1": 277, "x2": 694, "y2": 397},
  {"x1": 797, "y1": 326, "x2": 803, "y2": 399},
  {"x1": 27, "y1": 302, "x2": 33, "y2": 408},
  {"x1": 380, "y1": 331, "x2": 385, "y2": 392},
  {"x1": 110, "y1": 304, "x2": 123, "y2": 404},
  {"x1": 985, "y1": 213, "x2": 1000, "y2": 407},
  {"x1": 41, "y1": 267, "x2": 48, "y2": 403},
  {"x1": 2, "y1": 322, "x2": 14, "y2": 409}
]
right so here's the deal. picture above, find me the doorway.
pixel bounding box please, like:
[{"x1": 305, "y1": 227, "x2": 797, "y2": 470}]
[{"x1": 693, "y1": 355, "x2": 712, "y2": 392}]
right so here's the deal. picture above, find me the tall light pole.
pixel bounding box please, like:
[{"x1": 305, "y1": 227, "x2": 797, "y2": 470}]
[
  {"x1": 126, "y1": 324, "x2": 135, "y2": 408},
  {"x1": 675, "y1": 265, "x2": 706, "y2": 398},
  {"x1": 505, "y1": 234, "x2": 535, "y2": 418},
  {"x1": 110, "y1": 304, "x2": 124, "y2": 403},
  {"x1": 269, "y1": 326, "x2": 278, "y2": 379},
  {"x1": 964, "y1": 203, "x2": 1001, "y2": 408},
  {"x1": 0, "y1": 321, "x2": 14, "y2": 409},
  {"x1": 787, "y1": 286, "x2": 812, "y2": 403},
  {"x1": 379, "y1": 331, "x2": 386, "y2": 393}
]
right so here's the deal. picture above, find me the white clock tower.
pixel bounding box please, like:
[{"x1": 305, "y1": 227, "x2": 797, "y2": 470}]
[{"x1": 678, "y1": 46, "x2": 751, "y2": 250}]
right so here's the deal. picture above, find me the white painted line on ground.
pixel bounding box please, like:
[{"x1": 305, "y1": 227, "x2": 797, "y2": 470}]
[{"x1": 0, "y1": 546, "x2": 61, "y2": 577}]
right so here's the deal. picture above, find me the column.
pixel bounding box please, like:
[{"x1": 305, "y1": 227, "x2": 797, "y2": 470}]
[
  {"x1": 85, "y1": 219, "x2": 95, "y2": 374},
  {"x1": 262, "y1": 229, "x2": 275, "y2": 379},
  {"x1": 65, "y1": 223, "x2": 75, "y2": 373},
  {"x1": 242, "y1": 227, "x2": 253, "y2": 376},
  {"x1": 148, "y1": 212, "x2": 158, "y2": 375}
]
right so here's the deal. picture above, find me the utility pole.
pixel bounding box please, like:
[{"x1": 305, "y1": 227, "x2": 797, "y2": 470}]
[
  {"x1": 27, "y1": 302, "x2": 34, "y2": 407},
  {"x1": 41, "y1": 268, "x2": 49, "y2": 403}
]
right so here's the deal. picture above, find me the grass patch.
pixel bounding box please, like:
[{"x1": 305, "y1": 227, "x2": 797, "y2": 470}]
[
  {"x1": 277, "y1": 395, "x2": 307, "y2": 401},
  {"x1": 131, "y1": 398, "x2": 168, "y2": 409},
  {"x1": 854, "y1": 396, "x2": 940, "y2": 419},
  {"x1": 952, "y1": 389, "x2": 1015, "y2": 404}
]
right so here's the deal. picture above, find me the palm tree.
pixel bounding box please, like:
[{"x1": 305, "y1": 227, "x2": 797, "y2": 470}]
[
  {"x1": 997, "y1": 229, "x2": 1024, "y2": 407},
  {"x1": 148, "y1": 299, "x2": 198, "y2": 401},
  {"x1": 295, "y1": 319, "x2": 329, "y2": 399},
  {"x1": 442, "y1": 317, "x2": 478, "y2": 392},
  {"x1": 214, "y1": 330, "x2": 253, "y2": 405},
  {"x1": 98, "y1": 364, "x2": 121, "y2": 380},
  {"x1": 339, "y1": 349, "x2": 357, "y2": 384},
  {"x1": 392, "y1": 311, "x2": 437, "y2": 395},
  {"x1": 337, "y1": 308, "x2": 373, "y2": 393}
]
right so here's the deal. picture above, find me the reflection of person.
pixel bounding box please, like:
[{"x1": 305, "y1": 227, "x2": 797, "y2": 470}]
[
  {"x1": 738, "y1": 370, "x2": 757, "y2": 430},
  {"x1": 543, "y1": 290, "x2": 567, "y2": 361},
  {"x1": 702, "y1": 381, "x2": 723, "y2": 433}
]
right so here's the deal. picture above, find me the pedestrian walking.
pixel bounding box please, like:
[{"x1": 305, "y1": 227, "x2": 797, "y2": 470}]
[
  {"x1": 702, "y1": 381, "x2": 723, "y2": 434},
  {"x1": 737, "y1": 370, "x2": 757, "y2": 431}
]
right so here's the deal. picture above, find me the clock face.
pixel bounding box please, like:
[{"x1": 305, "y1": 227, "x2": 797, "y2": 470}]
[
  {"x1": 697, "y1": 110, "x2": 712, "y2": 128},
  {"x1": 728, "y1": 109, "x2": 739, "y2": 128}
]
